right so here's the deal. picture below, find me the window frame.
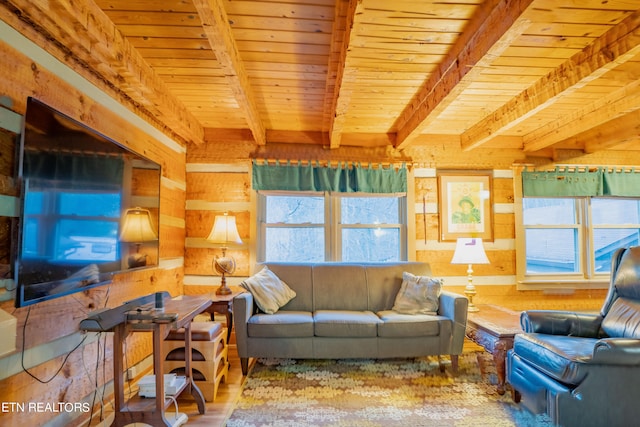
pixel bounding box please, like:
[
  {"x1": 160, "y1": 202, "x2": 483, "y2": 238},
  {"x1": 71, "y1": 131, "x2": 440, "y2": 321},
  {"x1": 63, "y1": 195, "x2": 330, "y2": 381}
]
[
  {"x1": 257, "y1": 190, "x2": 408, "y2": 263},
  {"x1": 515, "y1": 172, "x2": 640, "y2": 289}
]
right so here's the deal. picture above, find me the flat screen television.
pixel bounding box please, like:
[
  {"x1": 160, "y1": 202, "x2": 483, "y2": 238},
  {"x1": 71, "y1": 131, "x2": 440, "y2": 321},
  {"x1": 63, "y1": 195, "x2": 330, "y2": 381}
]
[{"x1": 14, "y1": 97, "x2": 161, "y2": 307}]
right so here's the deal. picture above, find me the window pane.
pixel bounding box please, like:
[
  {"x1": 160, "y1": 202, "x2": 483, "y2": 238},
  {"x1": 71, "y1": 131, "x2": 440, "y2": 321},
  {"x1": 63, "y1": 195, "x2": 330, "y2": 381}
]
[
  {"x1": 266, "y1": 196, "x2": 324, "y2": 224},
  {"x1": 342, "y1": 228, "x2": 400, "y2": 262},
  {"x1": 525, "y1": 229, "x2": 578, "y2": 273},
  {"x1": 523, "y1": 198, "x2": 576, "y2": 225},
  {"x1": 342, "y1": 197, "x2": 399, "y2": 224},
  {"x1": 593, "y1": 228, "x2": 640, "y2": 273},
  {"x1": 592, "y1": 199, "x2": 640, "y2": 224},
  {"x1": 265, "y1": 227, "x2": 324, "y2": 262}
]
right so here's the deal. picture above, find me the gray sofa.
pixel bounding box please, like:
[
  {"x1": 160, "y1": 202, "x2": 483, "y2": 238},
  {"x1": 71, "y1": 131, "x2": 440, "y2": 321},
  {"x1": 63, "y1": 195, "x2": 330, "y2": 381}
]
[
  {"x1": 507, "y1": 246, "x2": 640, "y2": 427},
  {"x1": 233, "y1": 262, "x2": 469, "y2": 375}
]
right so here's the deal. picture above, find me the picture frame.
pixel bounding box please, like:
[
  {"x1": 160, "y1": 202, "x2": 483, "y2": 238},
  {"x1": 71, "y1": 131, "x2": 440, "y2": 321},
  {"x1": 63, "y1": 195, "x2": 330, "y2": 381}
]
[{"x1": 438, "y1": 172, "x2": 493, "y2": 242}]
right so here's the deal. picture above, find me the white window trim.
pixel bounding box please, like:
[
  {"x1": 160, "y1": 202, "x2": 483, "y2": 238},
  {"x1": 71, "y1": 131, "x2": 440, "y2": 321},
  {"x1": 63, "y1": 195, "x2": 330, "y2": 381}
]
[
  {"x1": 257, "y1": 190, "x2": 409, "y2": 263},
  {"x1": 514, "y1": 168, "x2": 609, "y2": 290}
]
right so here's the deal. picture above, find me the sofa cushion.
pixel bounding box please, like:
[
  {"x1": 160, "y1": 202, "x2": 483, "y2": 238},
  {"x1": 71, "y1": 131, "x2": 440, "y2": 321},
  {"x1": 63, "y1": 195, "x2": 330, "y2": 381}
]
[
  {"x1": 376, "y1": 310, "x2": 441, "y2": 337},
  {"x1": 312, "y1": 264, "x2": 368, "y2": 311},
  {"x1": 240, "y1": 266, "x2": 296, "y2": 314},
  {"x1": 512, "y1": 333, "x2": 598, "y2": 386},
  {"x1": 392, "y1": 272, "x2": 442, "y2": 314},
  {"x1": 366, "y1": 262, "x2": 433, "y2": 312},
  {"x1": 262, "y1": 263, "x2": 314, "y2": 311},
  {"x1": 247, "y1": 311, "x2": 314, "y2": 338},
  {"x1": 601, "y1": 297, "x2": 640, "y2": 338},
  {"x1": 314, "y1": 310, "x2": 382, "y2": 337}
]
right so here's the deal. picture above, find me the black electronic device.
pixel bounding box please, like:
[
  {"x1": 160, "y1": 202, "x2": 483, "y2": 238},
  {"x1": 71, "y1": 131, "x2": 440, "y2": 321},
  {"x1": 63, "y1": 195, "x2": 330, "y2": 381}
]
[{"x1": 13, "y1": 98, "x2": 162, "y2": 307}]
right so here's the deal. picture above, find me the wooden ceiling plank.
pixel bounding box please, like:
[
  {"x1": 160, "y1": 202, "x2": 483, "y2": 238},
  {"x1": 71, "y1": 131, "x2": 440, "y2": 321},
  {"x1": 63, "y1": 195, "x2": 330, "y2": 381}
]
[
  {"x1": 395, "y1": 0, "x2": 534, "y2": 150},
  {"x1": 5, "y1": 0, "x2": 204, "y2": 144},
  {"x1": 192, "y1": 0, "x2": 266, "y2": 145},
  {"x1": 462, "y1": 9, "x2": 640, "y2": 151},
  {"x1": 94, "y1": 0, "x2": 197, "y2": 13}
]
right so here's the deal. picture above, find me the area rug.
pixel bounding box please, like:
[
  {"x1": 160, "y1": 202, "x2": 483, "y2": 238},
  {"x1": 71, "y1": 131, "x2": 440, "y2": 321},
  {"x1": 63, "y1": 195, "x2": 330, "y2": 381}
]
[{"x1": 225, "y1": 351, "x2": 553, "y2": 427}]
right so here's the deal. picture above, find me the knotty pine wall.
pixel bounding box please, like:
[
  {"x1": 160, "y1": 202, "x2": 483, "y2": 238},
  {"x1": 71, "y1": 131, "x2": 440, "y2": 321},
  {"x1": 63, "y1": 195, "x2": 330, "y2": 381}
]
[
  {"x1": 183, "y1": 132, "x2": 617, "y2": 313},
  {"x1": 0, "y1": 36, "x2": 186, "y2": 426}
]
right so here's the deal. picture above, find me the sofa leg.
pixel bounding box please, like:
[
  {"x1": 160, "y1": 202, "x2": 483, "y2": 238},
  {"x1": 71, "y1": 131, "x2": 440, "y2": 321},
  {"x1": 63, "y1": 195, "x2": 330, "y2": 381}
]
[
  {"x1": 450, "y1": 354, "x2": 458, "y2": 373},
  {"x1": 241, "y1": 357, "x2": 249, "y2": 376}
]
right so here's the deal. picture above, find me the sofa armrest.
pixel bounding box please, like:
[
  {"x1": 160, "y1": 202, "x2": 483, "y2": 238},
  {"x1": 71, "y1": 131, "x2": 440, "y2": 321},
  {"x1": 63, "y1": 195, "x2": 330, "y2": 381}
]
[
  {"x1": 232, "y1": 292, "x2": 254, "y2": 358},
  {"x1": 520, "y1": 310, "x2": 602, "y2": 337},
  {"x1": 439, "y1": 291, "x2": 469, "y2": 355},
  {"x1": 592, "y1": 338, "x2": 640, "y2": 364}
]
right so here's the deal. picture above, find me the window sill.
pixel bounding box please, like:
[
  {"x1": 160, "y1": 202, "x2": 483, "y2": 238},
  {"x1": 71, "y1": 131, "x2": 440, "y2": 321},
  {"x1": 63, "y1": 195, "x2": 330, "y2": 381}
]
[{"x1": 517, "y1": 279, "x2": 608, "y2": 291}]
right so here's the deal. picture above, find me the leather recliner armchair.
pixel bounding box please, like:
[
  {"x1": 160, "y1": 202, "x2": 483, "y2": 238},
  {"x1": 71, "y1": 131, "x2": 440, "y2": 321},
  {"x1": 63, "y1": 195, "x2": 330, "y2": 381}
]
[{"x1": 507, "y1": 246, "x2": 640, "y2": 427}]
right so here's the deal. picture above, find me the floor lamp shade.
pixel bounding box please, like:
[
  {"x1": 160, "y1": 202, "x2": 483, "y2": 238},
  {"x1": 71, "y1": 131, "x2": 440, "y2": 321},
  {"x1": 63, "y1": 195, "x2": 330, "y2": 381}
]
[
  {"x1": 119, "y1": 207, "x2": 158, "y2": 268},
  {"x1": 207, "y1": 213, "x2": 242, "y2": 295},
  {"x1": 451, "y1": 238, "x2": 489, "y2": 312}
]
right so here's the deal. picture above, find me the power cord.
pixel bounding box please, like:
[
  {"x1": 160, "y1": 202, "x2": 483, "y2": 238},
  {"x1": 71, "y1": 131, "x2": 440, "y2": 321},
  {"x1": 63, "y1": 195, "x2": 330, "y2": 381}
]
[
  {"x1": 166, "y1": 394, "x2": 180, "y2": 421},
  {"x1": 21, "y1": 305, "x2": 87, "y2": 383}
]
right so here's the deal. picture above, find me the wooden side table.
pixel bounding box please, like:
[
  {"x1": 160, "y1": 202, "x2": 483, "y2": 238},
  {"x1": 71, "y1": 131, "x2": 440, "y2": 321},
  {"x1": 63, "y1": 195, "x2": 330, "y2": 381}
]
[
  {"x1": 80, "y1": 294, "x2": 212, "y2": 427},
  {"x1": 465, "y1": 304, "x2": 522, "y2": 395},
  {"x1": 204, "y1": 288, "x2": 244, "y2": 343}
]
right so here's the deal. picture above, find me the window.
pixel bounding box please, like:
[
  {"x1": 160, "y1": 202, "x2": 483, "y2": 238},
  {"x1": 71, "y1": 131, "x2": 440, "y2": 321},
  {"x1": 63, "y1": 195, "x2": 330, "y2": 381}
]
[
  {"x1": 519, "y1": 197, "x2": 640, "y2": 283},
  {"x1": 257, "y1": 192, "x2": 407, "y2": 262}
]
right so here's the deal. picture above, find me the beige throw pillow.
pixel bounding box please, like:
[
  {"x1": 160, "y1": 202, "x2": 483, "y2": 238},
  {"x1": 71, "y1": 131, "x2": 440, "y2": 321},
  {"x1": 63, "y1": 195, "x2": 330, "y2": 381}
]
[
  {"x1": 392, "y1": 272, "x2": 442, "y2": 315},
  {"x1": 240, "y1": 266, "x2": 296, "y2": 314}
]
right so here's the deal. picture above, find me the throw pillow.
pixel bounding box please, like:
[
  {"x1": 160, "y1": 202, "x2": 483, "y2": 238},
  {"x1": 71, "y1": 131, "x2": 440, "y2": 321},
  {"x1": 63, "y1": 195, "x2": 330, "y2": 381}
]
[
  {"x1": 240, "y1": 266, "x2": 296, "y2": 314},
  {"x1": 392, "y1": 272, "x2": 443, "y2": 315}
]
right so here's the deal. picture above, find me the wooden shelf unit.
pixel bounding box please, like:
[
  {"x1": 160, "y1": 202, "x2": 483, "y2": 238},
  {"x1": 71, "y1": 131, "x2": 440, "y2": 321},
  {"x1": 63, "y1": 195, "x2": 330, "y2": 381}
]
[{"x1": 80, "y1": 293, "x2": 212, "y2": 427}]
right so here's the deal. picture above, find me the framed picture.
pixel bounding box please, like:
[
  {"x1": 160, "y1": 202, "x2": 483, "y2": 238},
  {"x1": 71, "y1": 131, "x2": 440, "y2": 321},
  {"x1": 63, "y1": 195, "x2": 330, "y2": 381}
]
[{"x1": 438, "y1": 172, "x2": 493, "y2": 242}]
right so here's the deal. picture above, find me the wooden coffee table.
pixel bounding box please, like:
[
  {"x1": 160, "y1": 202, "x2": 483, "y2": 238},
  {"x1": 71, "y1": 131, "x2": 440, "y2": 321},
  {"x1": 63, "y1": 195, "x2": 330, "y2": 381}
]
[{"x1": 465, "y1": 304, "x2": 522, "y2": 395}]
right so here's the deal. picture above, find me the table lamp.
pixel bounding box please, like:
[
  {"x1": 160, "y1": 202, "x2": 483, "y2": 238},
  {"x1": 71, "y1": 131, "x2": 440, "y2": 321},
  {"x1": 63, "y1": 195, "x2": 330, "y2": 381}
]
[
  {"x1": 120, "y1": 207, "x2": 158, "y2": 268},
  {"x1": 451, "y1": 237, "x2": 489, "y2": 312},
  {"x1": 207, "y1": 212, "x2": 243, "y2": 295}
]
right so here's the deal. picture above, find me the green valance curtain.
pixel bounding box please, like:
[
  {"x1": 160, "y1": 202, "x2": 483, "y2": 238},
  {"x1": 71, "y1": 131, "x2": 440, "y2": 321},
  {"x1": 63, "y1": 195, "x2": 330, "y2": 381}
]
[
  {"x1": 252, "y1": 161, "x2": 407, "y2": 193},
  {"x1": 522, "y1": 167, "x2": 640, "y2": 197}
]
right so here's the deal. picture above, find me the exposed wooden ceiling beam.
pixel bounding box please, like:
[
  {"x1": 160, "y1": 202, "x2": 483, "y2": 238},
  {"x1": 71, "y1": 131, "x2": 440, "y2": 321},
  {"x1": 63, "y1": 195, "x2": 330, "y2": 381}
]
[
  {"x1": 462, "y1": 9, "x2": 640, "y2": 151},
  {"x1": 3, "y1": 0, "x2": 204, "y2": 145},
  {"x1": 522, "y1": 79, "x2": 640, "y2": 152},
  {"x1": 324, "y1": 0, "x2": 363, "y2": 149},
  {"x1": 193, "y1": 0, "x2": 266, "y2": 146},
  {"x1": 394, "y1": 0, "x2": 534, "y2": 150},
  {"x1": 577, "y1": 110, "x2": 640, "y2": 153}
]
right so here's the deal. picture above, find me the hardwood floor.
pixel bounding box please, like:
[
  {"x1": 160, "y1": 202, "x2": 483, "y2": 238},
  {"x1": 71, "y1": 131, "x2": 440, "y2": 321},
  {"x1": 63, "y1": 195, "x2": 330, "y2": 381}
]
[{"x1": 175, "y1": 344, "x2": 248, "y2": 426}]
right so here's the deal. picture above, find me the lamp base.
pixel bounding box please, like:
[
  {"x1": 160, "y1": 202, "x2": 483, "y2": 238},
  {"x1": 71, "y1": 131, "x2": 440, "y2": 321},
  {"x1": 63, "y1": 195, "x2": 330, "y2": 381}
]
[
  {"x1": 464, "y1": 264, "x2": 479, "y2": 312},
  {"x1": 464, "y1": 286, "x2": 480, "y2": 312},
  {"x1": 216, "y1": 284, "x2": 232, "y2": 295},
  {"x1": 127, "y1": 253, "x2": 147, "y2": 269}
]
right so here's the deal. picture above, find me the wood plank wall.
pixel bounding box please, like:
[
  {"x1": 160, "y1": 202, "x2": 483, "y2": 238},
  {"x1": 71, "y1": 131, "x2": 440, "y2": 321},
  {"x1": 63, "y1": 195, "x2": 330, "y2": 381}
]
[
  {"x1": 182, "y1": 132, "x2": 617, "y2": 314},
  {"x1": 0, "y1": 34, "x2": 187, "y2": 427}
]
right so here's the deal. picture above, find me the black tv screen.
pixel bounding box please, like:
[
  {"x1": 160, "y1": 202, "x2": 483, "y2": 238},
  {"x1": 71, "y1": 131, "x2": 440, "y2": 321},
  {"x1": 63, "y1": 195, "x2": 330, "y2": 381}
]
[{"x1": 14, "y1": 97, "x2": 161, "y2": 307}]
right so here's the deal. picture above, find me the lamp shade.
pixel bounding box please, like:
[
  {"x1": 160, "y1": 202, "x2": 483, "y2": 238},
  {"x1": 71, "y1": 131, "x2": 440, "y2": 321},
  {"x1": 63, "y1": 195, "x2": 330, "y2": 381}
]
[
  {"x1": 207, "y1": 213, "x2": 243, "y2": 245},
  {"x1": 451, "y1": 238, "x2": 489, "y2": 265},
  {"x1": 119, "y1": 208, "x2": 158, "y2": 243}
]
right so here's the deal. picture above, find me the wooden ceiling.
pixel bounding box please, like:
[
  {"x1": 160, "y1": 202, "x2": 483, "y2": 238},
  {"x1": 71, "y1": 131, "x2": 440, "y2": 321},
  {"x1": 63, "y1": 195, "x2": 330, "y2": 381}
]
[{"x1": 5, "y1": 0, "x2": 640, "y2": 159}]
